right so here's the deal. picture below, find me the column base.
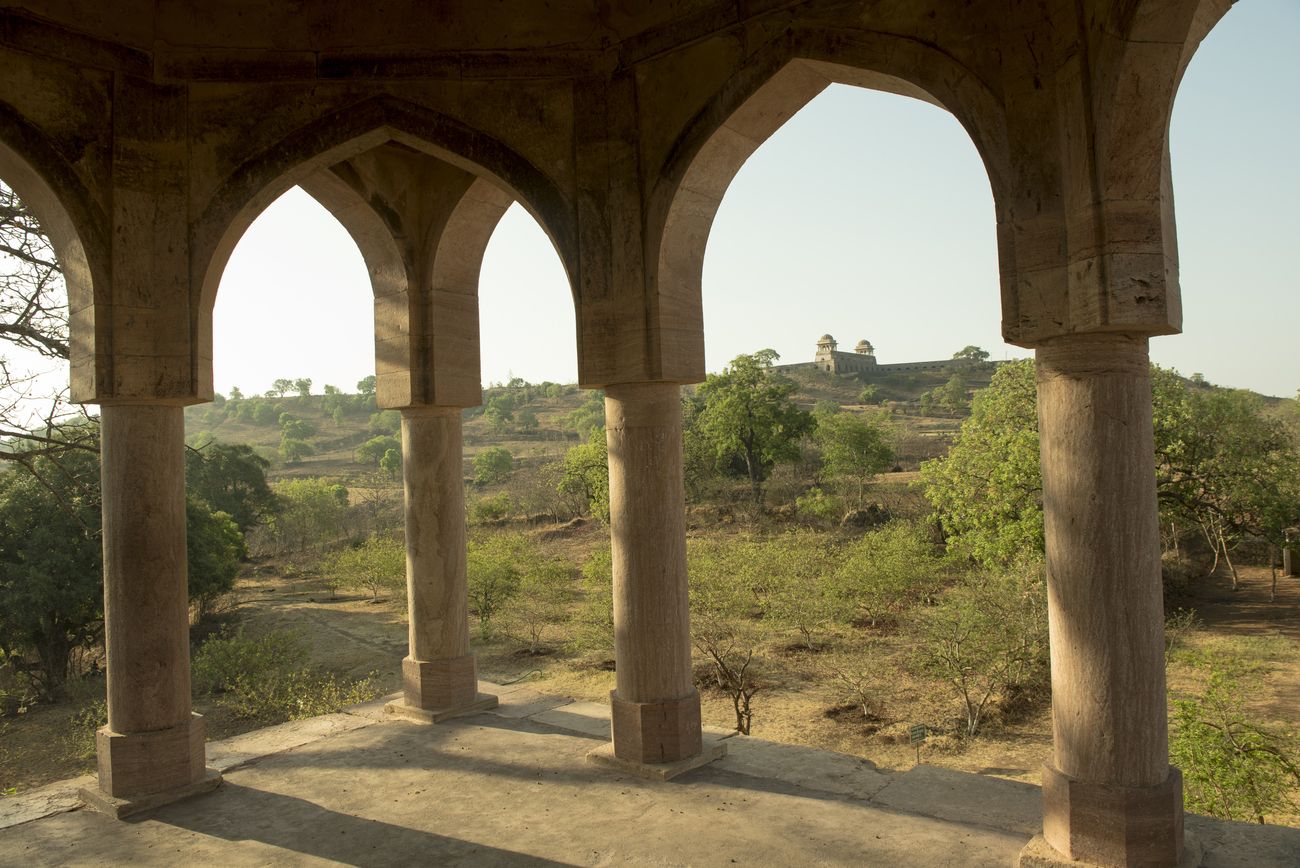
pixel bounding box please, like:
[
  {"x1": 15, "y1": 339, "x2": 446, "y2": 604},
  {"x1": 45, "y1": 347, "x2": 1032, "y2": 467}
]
[
  {"x1": 588, "y1": 732, "x2": 727, "y2": 781},
  {"x1": 385, "y1": 693, "x2": 499, "y2": 724},
  {"x1": 79, "y1": 768, "x2": 222, "y2": 820},
  {"x1": 610, "y1": 689, "x2": 703, "y2": 764},
  {"x1": 94, "y1": 712, "x2": 208, "y2": 800},
  {"x1": 400, "y1": 654, "x2": 479, "y2": 710},
  {"x1": 1040, "y1": 764, "x2": 1184, "y2": 867},
  {"x1": 1018, "y1": 832, "x2": 1202, "y2": 868}
]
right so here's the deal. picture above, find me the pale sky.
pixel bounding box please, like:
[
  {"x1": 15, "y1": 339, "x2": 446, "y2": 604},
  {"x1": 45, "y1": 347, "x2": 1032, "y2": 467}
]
[{"x1": 10, "y1": 1, "x2": 1298, "y2": 407}]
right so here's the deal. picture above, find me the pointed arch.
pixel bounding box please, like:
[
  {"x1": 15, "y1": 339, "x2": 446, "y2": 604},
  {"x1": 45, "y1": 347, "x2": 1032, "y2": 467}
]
[
  {"x1": 0, "y1": 102, "x2": 108, "y2": 400},
  {"x1": 191, "y1": 96, "x2": 576, "y2": 400},
  {"x1": 647, "y1": 34, "x2": 1011, "y2": 377},
  {"x1": 297, "y1": 163, "x2": 511, "y2": 409}
]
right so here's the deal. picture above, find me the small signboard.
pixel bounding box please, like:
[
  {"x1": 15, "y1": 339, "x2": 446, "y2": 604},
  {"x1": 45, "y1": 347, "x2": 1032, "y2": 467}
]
[{"x1": 908, "y1": 724, "x2": 928, "y2": 765}]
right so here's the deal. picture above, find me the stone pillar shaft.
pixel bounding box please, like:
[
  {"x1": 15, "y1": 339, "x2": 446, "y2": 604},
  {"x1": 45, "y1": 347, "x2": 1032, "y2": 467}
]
[
  {"x1": 605, "y1": 382, "x2": 701, "y2": 763},
  {"x1": 396, "y1": 406, "x2": 479, "y2": 713},
  {"x1": 97, "y1": 403, "x2": 205, "y2": 797},
  {"x1": 1035, "y1": 334, "x2": 1182, "y2": 866}
]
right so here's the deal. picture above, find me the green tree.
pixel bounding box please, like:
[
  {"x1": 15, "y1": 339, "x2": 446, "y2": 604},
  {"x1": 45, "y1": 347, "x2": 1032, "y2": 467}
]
[
  {"x1": 278, "y1": 413, "x2": 314, "y2": 440},
  {"x1": 566, "y1": 390, "x2": 606, "y2": 439},
  {"x1": 269, "y1": 478, "x2": 350, "y2": 551},
  {"x1": 559, "y1": 430, "x2": 610, "y2": 522},
  {"x1": 0, "y1": 439, "x2": 254, "y2": 696},
  {"x1": 279, "y1": 436, "x2": 314, "y2": 465},
  {"x1": 690, "y1": 349, "x2": 813, "y2": 503},
  {"x1": 1153, "y1": 373, "x2": 1300, "y2": 589},
  {"x1": 1170, "y1": 668, "x2": 1300, "y2": 823},
  {"x1": 368, "y1": 409, "x2": 401, "y2": 436},
  {"x1": 357, "y1": 375, "x2": 377, "y2": 395},
  {"x1": 292, "y1": 377, "x2": 312, "y2": 397},
  {"x1": 228, "y1": 386, "x2": 243, "y2": 400},
  {"x1": 482, "y1": 405, "x2": 510, "y2": 434},
  {"x1": 379, "y1": 448, "x2": 402, "y2": 479},
  {"x1": 858, "y1": 384, "x2": 882, "y2": 405},
  {"x1": 935, "y1": 370, "x2": 970, "y2": 413},
  {"x1": 185, "y1": 443, "x2": 277, "y2": 533},
  {"x1": 952, "y1": 345, "x2": 991, "y2": 363},
  {"x1": 814, "y1": 412, "x2": 894, "y2": 509},
  {"x1": 251, "y1": 400, "x2": 278, "y2": 425},
  {"x1": 923, "y1": 361, "x2": 1300, "y2": 576},
  {"x1": 269, "y1": 378, "x2": 294, "y2": 398},
  {"x1": 516, "y1": 407, "x2": 539, "y2": 432},
  {"x1": 474, "y1": 446, "x2": 514, "y2": 485},
  {"x1": 357, "y1": 435, "x2": 401, "y2": 466},
  {"x1": 919, "y1": 360, "x2": 1041, "y2": 566},
  {"x1": 0, "y1": 448, "x2": 102, "y2": 699},
  {"x1": 186, "y1": 498, "x2": 245, "y2": 618}
]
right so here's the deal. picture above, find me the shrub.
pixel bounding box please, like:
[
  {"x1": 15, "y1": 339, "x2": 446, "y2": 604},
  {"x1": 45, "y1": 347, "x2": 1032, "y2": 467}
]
[
  {"x1": 911, "y1": 558, "x2": 1048, "y2": 737},
  {"x1": 267, "y1": 478, "x2": 350, "y2": 551},
  {"x1": 221, "y1": 669, "x2": 382, "y2": 723},
  {"x1": 466, "y1": 532, "x2": 527, "y2": 638},
  {"x1": 470, "y1": 492, "x2": 513, "y2": 524},
  {"x1": 795, "y1": 487, "x2": 841, "y2": 525},
  {"x1": 191, "y1": 629, "x2": 380, "y2": 724},
  {"x1": 192, "y1": 628, "x2": 307, "y2": 695},
  {"x1": 65, "y1": 696, "x2": 108, "y2": 760},
  {"x1": 1170, "y1": 667, "x2": 1300, "y2": 824},
  {"x1": 827, "y1": 521, "x2": 944, "y2": 628},
  {"x1": 324, "y1": 536, "x2": 406, "y2": 602},
  {"x1": 473, "y1": 446, "x2": 514, "y2": 485},
  {"x1": 500, "y1": 558, "x2": 574, "y2": 653},
  {"x1": 569, "y1": 547, "x2": 614, "y2": 655}
]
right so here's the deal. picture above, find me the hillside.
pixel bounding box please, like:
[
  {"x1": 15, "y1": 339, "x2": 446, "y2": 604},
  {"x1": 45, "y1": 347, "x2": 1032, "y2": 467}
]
[{"x1": 181, "y1": 362, "x2": 986, "y2": 485}]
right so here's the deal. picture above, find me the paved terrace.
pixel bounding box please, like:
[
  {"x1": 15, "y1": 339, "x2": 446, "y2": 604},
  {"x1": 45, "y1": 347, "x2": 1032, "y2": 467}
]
[{"x1": 2, "y1": 682, "x2": 1295, "y2": 867}]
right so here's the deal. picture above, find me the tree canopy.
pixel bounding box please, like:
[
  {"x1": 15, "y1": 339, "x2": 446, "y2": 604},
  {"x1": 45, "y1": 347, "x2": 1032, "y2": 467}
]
[
  {"x1": 919, "y1": 360, "x2": 1042, "y2": 565},
  {"x1": 814, "y1": 410, "x2": 894, "y2": 509},
  {"x1": 687, "y1": 349, "x2": 812, "y2": 503},
  {"x1": 185, "y1": 442, "x2": 277, "y2": 532},
  {"x1": 922, "y1": 360, "x2": 1300, "y2": 574}
]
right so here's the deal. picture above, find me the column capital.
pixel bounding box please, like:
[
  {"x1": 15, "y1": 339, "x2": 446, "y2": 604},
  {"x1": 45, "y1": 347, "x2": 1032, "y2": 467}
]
[
  {"x1": 1034, "y1": 333, "x2": 1150, "y2": 377},
  {"x1": 397, "y1": 404, "x2": 465, "y2": 418},
  {"x1": 84, "y1": 395, "x2": 203, "y2": 408}
]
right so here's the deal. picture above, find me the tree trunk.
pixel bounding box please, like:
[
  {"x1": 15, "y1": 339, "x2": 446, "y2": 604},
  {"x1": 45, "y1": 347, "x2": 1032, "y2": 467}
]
[{"x1": 1218, "y1": 528, "x2": 1239, "y2": 590}]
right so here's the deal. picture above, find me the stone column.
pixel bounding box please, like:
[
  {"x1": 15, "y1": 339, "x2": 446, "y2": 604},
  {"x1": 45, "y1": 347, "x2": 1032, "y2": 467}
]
[
  {"x1": 605, "y1": 382, "x2": 702, "y2": 763},
  {"x1": 388, "y1": 406, "x2": 494, "y2": 721},
  {"x1": 95, "y1": 403, "x2": 206, "y2": 800},
  {"x1": 1035, "y1": 335, "x2": 1182, "y2": 867}
]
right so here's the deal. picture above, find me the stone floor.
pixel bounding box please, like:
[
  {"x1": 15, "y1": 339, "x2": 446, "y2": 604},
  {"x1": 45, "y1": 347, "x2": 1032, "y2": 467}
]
[{"x1": 1, "y1": 681, "x2": 1296, "y2": 867}]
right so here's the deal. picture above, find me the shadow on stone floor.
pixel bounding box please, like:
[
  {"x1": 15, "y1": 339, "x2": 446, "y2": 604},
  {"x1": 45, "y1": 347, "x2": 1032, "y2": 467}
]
[{"x1": 148, "y1": 782, "x2": 569, "y2": 867}]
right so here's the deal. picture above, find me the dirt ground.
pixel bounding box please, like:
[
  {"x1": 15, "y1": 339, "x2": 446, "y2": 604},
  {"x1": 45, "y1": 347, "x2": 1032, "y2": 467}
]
[{"x1": 2, "y1": 525, "x2": 1297, "y2": 829}]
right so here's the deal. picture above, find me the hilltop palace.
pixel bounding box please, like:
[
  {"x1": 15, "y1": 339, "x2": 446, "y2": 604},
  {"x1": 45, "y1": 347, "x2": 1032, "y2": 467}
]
[{"x1": 777, "y1": 334, "x2": 964, "y2": 377}]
